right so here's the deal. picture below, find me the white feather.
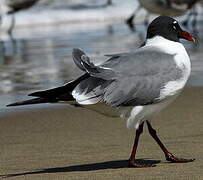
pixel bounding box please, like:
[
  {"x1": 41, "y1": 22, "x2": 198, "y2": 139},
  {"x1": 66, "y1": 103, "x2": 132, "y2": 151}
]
[
  {"x1": 72, "y1": 86, "x2": 102, "y2": 105},
  {"x1": 126, "y1": 93, "x2": 179, "y2": 129}
]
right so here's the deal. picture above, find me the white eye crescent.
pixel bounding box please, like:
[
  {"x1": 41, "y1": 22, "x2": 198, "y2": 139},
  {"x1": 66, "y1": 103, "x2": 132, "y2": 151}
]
[
  {"x1": 173, "y1": 25, "x2": 177, "y2": 30},
  {"x1": 173, "y1": 21, "x2": 177, "y2": 24}
]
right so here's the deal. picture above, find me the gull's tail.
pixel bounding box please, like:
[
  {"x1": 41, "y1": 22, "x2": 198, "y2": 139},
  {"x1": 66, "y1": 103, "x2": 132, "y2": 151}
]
[
  {"x1": 6, "y1": 49, "x2": 90, "y2": 107},
  {"x1": 6, "y1": 84, "x2": 75, "y2": 107}
]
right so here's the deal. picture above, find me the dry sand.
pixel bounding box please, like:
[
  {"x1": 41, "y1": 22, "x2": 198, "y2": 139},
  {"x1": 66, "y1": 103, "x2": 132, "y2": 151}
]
[{"x1": 0, "y1": 87, "x2": 203, "y2": 180}]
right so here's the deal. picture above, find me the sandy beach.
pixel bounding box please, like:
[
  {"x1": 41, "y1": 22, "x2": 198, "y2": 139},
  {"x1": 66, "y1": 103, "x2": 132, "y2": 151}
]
[{"x1": 0, "y1": 87, "x2": 203, "y2": 180}]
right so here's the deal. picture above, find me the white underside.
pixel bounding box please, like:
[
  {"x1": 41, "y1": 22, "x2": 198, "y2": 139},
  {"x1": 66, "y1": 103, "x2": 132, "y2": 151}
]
[
  {"x1": 126, "y1": 93, "x2": 180, "y2": 129},
  {"x1": 83, "y1": 92, "x2": 180, "y2": 129}
]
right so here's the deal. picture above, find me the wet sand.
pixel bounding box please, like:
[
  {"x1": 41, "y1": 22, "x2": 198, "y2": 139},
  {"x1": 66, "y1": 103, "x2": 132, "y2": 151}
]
[{"x1": 0, "y1": 87, "x2": 203, "y2": 180}]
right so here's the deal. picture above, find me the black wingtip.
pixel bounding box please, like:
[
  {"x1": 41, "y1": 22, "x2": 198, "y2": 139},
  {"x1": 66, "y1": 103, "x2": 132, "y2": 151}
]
[
  {"x1": 6, "y1": 98, "x2": 48, "y2": 107},
  {"x1": 6, "y1": 102, "x2": 24, "y2": 107},
  {"x1": 6, "y1": 103, "x2": 15, "y2": 107},
  {"x1": 72, "y1": 48, "x2": 84, "y2": 54},
  {"x1": 28, "y1": 91, "x2": 40, "y2": 97}
]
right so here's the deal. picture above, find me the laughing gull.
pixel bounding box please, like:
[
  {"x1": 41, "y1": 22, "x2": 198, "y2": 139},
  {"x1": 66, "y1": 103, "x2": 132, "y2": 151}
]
[
  {"x1": 7, "y1": 16, "x2": 195, "y2": 168},
  {"x1": 0, "y1": 0, "x2": 40, "y2": 34},
  {"x1": 126, "y1": 0, "x2": 199, "y2": 31}
]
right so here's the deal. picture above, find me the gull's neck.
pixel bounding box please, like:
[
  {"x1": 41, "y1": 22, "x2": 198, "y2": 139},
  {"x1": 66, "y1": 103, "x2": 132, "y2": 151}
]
[
  {"x1": 145, "y1": 36, "x2": 185, "y2": 55},
  {"x1": 145, "y1": 36, "x2": 191, "y2": 77}
]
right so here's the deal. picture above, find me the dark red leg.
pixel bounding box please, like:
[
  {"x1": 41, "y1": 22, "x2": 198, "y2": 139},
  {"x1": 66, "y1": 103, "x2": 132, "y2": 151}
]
[
  {"x1": 128, "y1": 122, "x2": 155, "y2": 168},
  {"x1": 146, "y1": 121, "x2": 195, "y2": 163}
]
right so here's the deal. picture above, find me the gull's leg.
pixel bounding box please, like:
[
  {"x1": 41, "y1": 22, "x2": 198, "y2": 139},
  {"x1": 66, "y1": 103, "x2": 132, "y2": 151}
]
[
  {"x1": 128, "y1": 122, "x2": 155, "y2": 167},
  {"x1": 146, "y1": 121, "x2": 195, "y2": 163}
]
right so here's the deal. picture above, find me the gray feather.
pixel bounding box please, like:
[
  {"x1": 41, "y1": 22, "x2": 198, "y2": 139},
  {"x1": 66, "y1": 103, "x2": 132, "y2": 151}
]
[
  {"x1": 73, "y1": 46, "x2": 183, "y2": 106},
  {"x1": 72, "y1": 48, "x2": 87, "y2": 71},
  {"x1": 72, "y1": 48, "x2": 116, "y2": 80}
]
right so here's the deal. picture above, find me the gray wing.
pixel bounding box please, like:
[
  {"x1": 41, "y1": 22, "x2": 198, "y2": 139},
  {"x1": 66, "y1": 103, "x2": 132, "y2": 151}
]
[
  {"x1": 72, "y1": 47, "x2": 182, "y2": 106},
  {"x1": 72, "y1": 48, "x2": 116, "y2": 79}
]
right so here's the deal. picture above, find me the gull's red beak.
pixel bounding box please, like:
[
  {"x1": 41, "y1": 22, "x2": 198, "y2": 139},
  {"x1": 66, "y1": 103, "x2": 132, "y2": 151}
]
[{"x1": 179, "y1": 31, "x2": 195, "y2": 42}]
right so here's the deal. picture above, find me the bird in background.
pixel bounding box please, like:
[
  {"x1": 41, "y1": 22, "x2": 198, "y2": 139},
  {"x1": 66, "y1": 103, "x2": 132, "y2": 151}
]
[
  {"x1": 0, "y1": 0, "x2": 113, "y2": 35},
  {"x1": 7, "y1": 16, "x2": 195, "y2": 168},
  {"x1": 0, "y1": 0, "x2": 40, "y2": 35},
  {"x1": 126, "y1": 0, "x2": 200, "y2": 31}
]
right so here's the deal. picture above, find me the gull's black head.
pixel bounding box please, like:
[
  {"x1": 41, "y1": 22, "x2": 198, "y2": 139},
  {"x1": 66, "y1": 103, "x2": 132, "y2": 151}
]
[{"x1": 146, "y1": 16, "x2": 195, "y2": 42}]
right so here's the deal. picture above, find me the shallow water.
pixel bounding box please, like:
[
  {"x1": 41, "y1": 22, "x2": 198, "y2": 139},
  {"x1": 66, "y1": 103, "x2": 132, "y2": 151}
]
[{"x1": 0, "y1": 1, "x2": 203, "y2": 107}]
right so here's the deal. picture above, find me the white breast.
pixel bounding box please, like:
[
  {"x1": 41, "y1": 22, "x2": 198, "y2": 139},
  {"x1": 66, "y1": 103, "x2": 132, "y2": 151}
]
[{"x1": 146, "y1": 36, "x2": 191, "y2": 100}]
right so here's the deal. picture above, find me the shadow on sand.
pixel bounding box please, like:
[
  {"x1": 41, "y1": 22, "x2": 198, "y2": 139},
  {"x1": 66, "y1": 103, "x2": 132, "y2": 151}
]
[{"x1": 0, "y1": 159, "x2": 161, "y2": 178}]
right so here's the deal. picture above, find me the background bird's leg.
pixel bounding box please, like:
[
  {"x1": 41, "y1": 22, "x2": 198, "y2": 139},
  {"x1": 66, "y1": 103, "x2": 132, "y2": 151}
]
[
  {"x1": 143, "y1": 13, "x2": 150, "y2": 27},
  {"x1": 128, "y1": 122, "x2": 154, "y2": 168},
  {"x1": 126, "y1": 5, "x2": 141, "y2": 31},
  {"x1": 146, "y1": 121, "x2": 195, "y2": 163},
  {"x1": 8, "y1": 14, "x2": 15, "y2": 36},
  {"x1": 0, "y1": 15, "x2": 2, "y2": 27},
  {"x1": 106, "y1": 0, "x2": 112, "y2": 6},
  {"x1": 191, "y1": 6, "x2": 197, "y2": 30},
  {"x1": 0, "y1": 14, "x2": 6, "y2": 55},
  {"x1": 182, "y1": 8, "x2": 194, "y2": 28}
]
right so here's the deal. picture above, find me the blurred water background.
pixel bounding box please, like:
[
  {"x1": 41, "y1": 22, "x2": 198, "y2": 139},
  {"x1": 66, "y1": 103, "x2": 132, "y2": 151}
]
[{"x1": 0, "y1": 0, "x2": 203, "y2": 107}]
